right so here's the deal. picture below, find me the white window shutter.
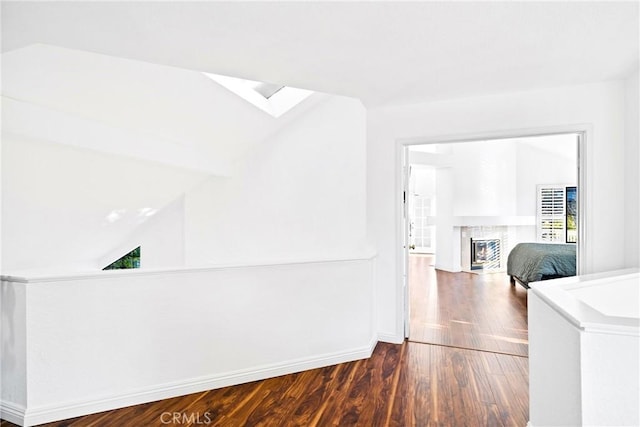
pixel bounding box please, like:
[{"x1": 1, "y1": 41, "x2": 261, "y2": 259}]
[{"x1": 537, "y1": 185, "x2": 566, "y2": 243}]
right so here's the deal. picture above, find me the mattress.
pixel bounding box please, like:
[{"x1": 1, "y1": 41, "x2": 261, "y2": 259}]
[{"x1": 507, "y1": 243, "x2": 576, "y2": 287}]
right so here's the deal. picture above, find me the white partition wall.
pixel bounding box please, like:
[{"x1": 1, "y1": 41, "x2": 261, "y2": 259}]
[
  {"x1": 0, "y1": 256, "x2": 376, "y2": 426},
  {"x1": 529, "y1": 270, "x2": 640, "y2": 426}
]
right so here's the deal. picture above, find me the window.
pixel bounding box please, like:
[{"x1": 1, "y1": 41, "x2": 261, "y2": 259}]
[
  {"x1": 565, "y1": 186, "x2": 577, "y2": 243},
  {"x1": 103, "y1": 246, "x2": 141, "y2": 270},
  {"x1": 537, "y1": 185, "x2": 577, "y2": 243},
  {"x1": 410, "y1": 195, "x2": 435, "y2": 252},
  {"x1": 202, "y1": 72, "x2": 313, "y2": 118},
  {"x1": 249, "y1": 81, "x2": 284, "y2": 99}
]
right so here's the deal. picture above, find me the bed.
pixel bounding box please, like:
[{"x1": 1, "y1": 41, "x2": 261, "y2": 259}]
[{"x1": 507, "y1": 243, "x2": 576, "y2": 288}]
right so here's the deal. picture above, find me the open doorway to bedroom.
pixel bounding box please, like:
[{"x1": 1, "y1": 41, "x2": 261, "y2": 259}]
[{"x1": 403, "y1": 132, "x2": 581, "y2": 356}]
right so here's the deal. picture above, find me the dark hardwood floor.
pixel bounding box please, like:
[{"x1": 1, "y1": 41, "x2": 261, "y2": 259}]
[
  {"x1": 1, "y1": 341, "x2": 528, "y2": 427},
  {"x1": 2, "y1": 255, "x2": 530, "y2": 426},
  {"x1": 409, "y1": 254, "x2": 528, "y2": 357}
]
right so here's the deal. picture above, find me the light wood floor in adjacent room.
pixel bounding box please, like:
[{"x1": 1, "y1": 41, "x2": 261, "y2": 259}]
[
  {"x1": 1, "y1": 254, "x2": 530, "y2": 427},
  {"x1": 409, "y1": 254, "x2": 529, "y2": 357}
]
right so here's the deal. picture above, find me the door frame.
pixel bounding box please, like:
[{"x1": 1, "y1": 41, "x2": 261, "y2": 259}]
[{"x1": 397, "y1": 125, "x2": 589, "y2": 338}]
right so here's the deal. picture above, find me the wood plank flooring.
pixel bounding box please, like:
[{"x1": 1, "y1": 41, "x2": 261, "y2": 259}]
[
  {"x1": 2, "y1": 256, "x2": 530, "y2": 426},
  {"x1": 1, "y1": 341, "x2": 528, "y2": 427},
  {"x1": 409, "y1": 254, "x2": 528, "y2": 357}
]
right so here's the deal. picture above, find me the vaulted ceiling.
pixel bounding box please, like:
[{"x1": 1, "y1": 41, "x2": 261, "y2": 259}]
[
  {"x1": 1, "y1": 44, "x2": 329, "y2": 174},
  {"x1": 2, "y1": 1, "x2": 637, "y2": 169},
  {"x1": 1, "y1": 1, "x2": 637, "y2": 273},
  {"x1": 2, "y1": 1, "x2": 638, "y2": 107}
]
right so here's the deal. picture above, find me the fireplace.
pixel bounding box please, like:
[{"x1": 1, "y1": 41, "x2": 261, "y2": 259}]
[
  {"x1": 470, "y1": 238, "x2": 501, "y2": 271},
  {"x1": 460, "y1": 226, "x2": 508, "y2": 273}
]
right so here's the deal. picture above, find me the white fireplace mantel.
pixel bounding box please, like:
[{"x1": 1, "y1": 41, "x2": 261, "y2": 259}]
[{"x1": 432, "y1": 216, "x2": 536, "y2": 273}]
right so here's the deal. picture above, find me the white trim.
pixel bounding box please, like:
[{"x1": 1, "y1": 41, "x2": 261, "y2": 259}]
[
  {"x1": 402, "y1": 146, "x2": 411, "y2": 338},
  {"x1": 1, "y1": 251, "x2": 377, "y2": 284},
  {"x1": 397, "y1": 124, "x2": 591, "y2": 147},
  {"x1": 4, "y1": 340, "x2": 378, "y2": 427},
  {"x1": 576, "y1": 131, "x2": 589, "y2": 274},
  {"x1": 529, "y1": 269, "x2": 639, "y2": 336},
  {"x1": 377, "y1": 333, "x2": 405, "y2": 344},
  {"x1": 397, "y1": 124, "x2": 590, "y2": 342},
  {"x1": 371, "y1": 258, "x2": 379, "y2": 347},
  {"x1": 0, "y1": 401, "x2": 26, "y2": 426},
  {"x1": 394, "y1": 143, "x2": 408, "y2": 340}
]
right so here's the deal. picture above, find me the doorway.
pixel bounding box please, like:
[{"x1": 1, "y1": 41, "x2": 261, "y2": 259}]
[{"x1": 402, "y1": 131, "x2": 585, "y2": 355}]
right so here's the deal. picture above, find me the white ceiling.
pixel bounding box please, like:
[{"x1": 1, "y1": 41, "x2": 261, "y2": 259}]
[
  {"x1": 2, "y1": 1, "x2": 638, "y2": 107},
  {"x1": 1, "y1": 44, "x2": 328, "y2": 173}
]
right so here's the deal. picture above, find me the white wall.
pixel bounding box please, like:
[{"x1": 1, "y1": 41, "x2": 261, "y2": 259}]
[
  {"x1": 529, "y1": 271, "x2": 640, "y2": 426},
  {"x1": 1, "y1": 90, "x2": 374, "y2": 425},
  {"x1": 1, "y1": 39, "x2": 3, "y2": 405},
  {"x1": 514, "y1": 136, "x2": 577, "y2": 216},
  {"x1": 1, "y1": 136, "x2": 205, "y2": 274},
  {"x1": 0, "y1": 257, "x2": 375, "y2": 426},
  {"x1": 528, "y1": 292, "x2": 583, "y2": 426},
  {"x1": 434, "y1": 166, "x2": 459, "y2": 272},
  {"x1": 0, "y1": 280, "x2": 26, "y2": 420},
  {"x1": 98, "y1": 196, "x2": 186, "y2": 270},
  {"x1": 439, "y1": 140, "x2": 517, "y2": 271},
  {"x1": 2, "y1": 93, "x2": 367, "y2": 274},
  {"x1": 514, "y1": 135, "x2": 577, "y2": 242},
  {"x1": 624, "y1": 70, "x2": 640, "y2": 268},
  {"x1": 409, "y1": 166, "x2": 435, "y2": 198},
  {"x1": 184, "y1": 95, "x2": 368, "y2": 266},
  {"x1": 580, "y1": 332, "x2": 640, "y2": 426},
  {"x1": 451, "y1": 141, "x2": 518, "y2": 216},
  {"x1": 368, "y1": 81, "x2": 629, "y2": 341}
]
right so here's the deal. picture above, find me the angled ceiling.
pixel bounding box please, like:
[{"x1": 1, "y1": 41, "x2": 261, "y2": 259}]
[
  {"x1": 1, "y1": 44, "x2": 329, "y2": 174},
  {"x1": 2, "y1": 1, "x2": 638, "y2": 107},
  {"x1": 2, "y1": 133, "x2": 208, "y2": 273}
]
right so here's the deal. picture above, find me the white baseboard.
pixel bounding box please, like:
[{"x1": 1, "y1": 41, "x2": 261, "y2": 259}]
[
  {"x1": 377, "y1": 332, "x2": 405, "y2": 344},
  {"x1": 2, "y1": 339, "x2": 378, "y2": 427},
  {"x1": 433, "y1": 263, "x2": 462, "y2": 273},
  {"x1": 0, "y1": 401, "x2": 26, "y2": 426}
]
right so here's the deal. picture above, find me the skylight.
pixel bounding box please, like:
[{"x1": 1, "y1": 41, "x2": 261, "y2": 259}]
[
  {"x1": 202, "y1": 73, "x2": 313, "y2": 118},
  {"x1": 249, "y1": 81, "x2": 285, "y2": 99}
]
